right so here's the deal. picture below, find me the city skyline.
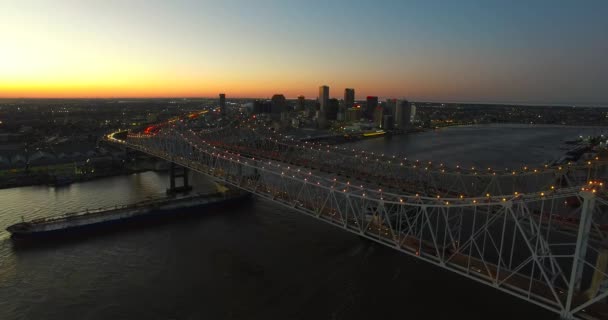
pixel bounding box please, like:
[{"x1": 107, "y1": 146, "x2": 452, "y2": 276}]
[{"x1": 1, "y1": 0, "x2": 608, "y2": 105}]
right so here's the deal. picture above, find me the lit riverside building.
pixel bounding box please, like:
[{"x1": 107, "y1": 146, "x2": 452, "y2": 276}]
[{"x1": 395, "y1": 99, "x2": 413, "y2": 130}]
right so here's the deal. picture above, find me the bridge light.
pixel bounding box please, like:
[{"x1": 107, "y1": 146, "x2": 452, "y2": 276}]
[
  {"x1": 540, "y1": 192, "x2": 545, "y2": 197},
  {"x1": 486, "y1": 193, "x2": 490, "y2": 197}
]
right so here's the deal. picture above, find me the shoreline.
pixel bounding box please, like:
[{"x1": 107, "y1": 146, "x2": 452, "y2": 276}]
[{"x1": 0, "y1": 168, "x2": 154, "y2": 190}]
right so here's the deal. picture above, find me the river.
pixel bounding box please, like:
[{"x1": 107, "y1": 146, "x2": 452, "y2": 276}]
[{"x1": 0, "y1": 124, "x2": 603, "y2": 319}]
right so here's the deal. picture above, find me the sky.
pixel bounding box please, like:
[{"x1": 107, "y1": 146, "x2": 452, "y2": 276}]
[{"x1": 1, "y1": 0, "x2": 607, "y2": 104}]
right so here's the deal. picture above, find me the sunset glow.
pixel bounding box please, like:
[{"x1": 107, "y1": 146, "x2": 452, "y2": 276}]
[{"x1": 1, "y1": 0, "x2": 607, "y2": 104}]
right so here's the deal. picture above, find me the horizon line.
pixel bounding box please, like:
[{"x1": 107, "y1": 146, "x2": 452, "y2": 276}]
[{"x1": 0, "y1": 96, "x2": 606, "y2": 108}]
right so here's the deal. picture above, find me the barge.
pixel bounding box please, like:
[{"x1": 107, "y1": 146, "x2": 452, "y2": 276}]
[{"x1": 6, "y1": 190, "x2": 250, "y2": 238}]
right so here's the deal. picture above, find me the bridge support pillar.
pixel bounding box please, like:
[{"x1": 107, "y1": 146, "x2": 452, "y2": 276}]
[{"x1": 167, "y1": 162, "x2": 192, "y2": 195}]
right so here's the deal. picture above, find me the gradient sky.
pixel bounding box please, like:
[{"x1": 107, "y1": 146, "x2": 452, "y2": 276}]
[{"x1": 1, "y1": 0, "x2": 607, "y2": 104}]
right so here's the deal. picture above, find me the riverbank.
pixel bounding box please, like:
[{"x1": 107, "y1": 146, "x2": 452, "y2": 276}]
[{"x1": 0, "y1": 167, "x2": 152, "y2": 190}]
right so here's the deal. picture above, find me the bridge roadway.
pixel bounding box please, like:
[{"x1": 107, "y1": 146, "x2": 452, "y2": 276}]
[
  {"x1": 184, "y1": 120, "x2": 607, "y2": 198},
  {"x1": 106, "y1": 124, "x2": 608, "y2": 320}
]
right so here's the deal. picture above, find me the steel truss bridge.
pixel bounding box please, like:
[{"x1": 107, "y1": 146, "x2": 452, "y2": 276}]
[{"x1": 107, "y1": 120, "x2": 608, "y2": 319}]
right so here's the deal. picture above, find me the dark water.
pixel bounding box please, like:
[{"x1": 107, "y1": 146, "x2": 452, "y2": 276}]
[
  {"x1": 351, "y1": 124, "x2": 604, "y2": 168},
  {"x1": 0, "y1": 124, "x2": 601, "y2": 320}
]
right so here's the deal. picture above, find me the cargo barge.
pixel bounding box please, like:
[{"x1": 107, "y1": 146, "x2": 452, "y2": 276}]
[{"x1": 6, "y1": 190, "x2": 250, "y2": 238}]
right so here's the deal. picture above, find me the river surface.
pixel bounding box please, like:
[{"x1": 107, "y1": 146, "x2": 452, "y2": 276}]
[{"x1": 0, "y1": 124, "x2": 603, "y2": 320}]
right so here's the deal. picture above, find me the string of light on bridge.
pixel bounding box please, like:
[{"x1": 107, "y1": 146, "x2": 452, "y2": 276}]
[
  {"x1": 243, "y1": 117, "x2": 604, "y2": 179},
  {"x1": 115, "y1": 111, "x2": 606, "y2": 204},
  {"x1": 123, "y1": 126, "x2": 605, "y2": 207}
]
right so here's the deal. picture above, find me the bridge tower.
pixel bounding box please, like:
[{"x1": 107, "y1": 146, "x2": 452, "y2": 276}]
[{"x1": 167, "y1": 162, "x2": 192, "y2": 195}]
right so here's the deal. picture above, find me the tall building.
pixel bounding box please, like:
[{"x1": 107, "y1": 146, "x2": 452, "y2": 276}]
[
  {"x1": 365, "y1": 96, "x2": 378, "y2": 120},
  {"x1": 345, "y1": 107, "x2": 362, "y2": 122},
  {"x1": 296, "y1": 95, "x2": 306, "y2": 111},
  {"x1": 326, "y1": 98, "x2": 339, "y2": 120},
  {"x1": 271, "y1": 94, "x2": 286, "y2": 113},
  {"x1": 344, "y1": 88, "x2": 355, "y2": 109},
  {"x1": 219, "y1": 93, "x2": 226, "y2": 116},
  {"x1": 319, "y1": 85, "x2": 329, "y2": 114},
  {"x1": 383, "y1": 115, "x2": 394, "y2": 130},
  {"x1": 384, "y1": 98, "x2": 397, "y2": 118},
  {"x1": 410, "y1": 104, "x2": 416, "y2": 122},
  {"x1": 373, "y1": 106, "x2": 384, "y2": 127},
  {"x1": 395, "y1": 100, "x2": 413, "y2": 129}
]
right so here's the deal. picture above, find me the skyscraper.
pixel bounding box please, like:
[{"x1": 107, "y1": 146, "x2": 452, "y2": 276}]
[
  {"x1": 219, "y1": 93, "x2": 226, "y2": 116},
  {"x1": 365, "y1": 96, "x2": 378, "y2": 120},
  {"x1": 410, "y1": 104, "x2": 416, "y2": 122},
  {"x1": 271, "y1": 94, "x2": 286, "y2": 114},
  {"x1": 326, "y1": 98, "x2": 339, "y2": 120},
  {"x1": 384, "y1": 98, "x2": 397, "y2": 118},
  {"x1": 319, "y1": 85, "x2": 329, "y2": 114},
  {"x1": 395, "y1": 99, "x2": 412, "y2": 130},
  {"x1": 373, "y1": 106, "x2": 384, "y2": 127},
  {"x1": 296, "y1": 95, "x2": 306, "y2": 111},
  {"x1": 344, "y1": 88, "x2": 355, "y2": 109}
]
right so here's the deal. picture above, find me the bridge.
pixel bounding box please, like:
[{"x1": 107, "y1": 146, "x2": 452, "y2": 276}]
[{"x1": 107, "y1": 116, "x2": 608, "y2": 319}]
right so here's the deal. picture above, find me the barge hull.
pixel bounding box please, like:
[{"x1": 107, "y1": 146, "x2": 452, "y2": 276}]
[{"x1": 8, "y1": 193, "x2": 251, "y2": 239}]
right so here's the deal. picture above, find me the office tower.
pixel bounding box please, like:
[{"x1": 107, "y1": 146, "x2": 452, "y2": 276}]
[
  {"x1": 395, "y1": 99, "x2": 412, "y2": 129},
  {"x1": 326, "y1": 98, "x2": 339, "y2": 120},
  {"x1": 373, "y1": 106, "x2": 384, "y2": 127},
  {"x1": 344, "y1": 88, "x2": 355, "y2": 109},
  {"x1": 365, "y1": 96, "x2": 378, "y2": 120},
  {"x1": 384, "y1": 98, "x2": 397, "y2": 118},
  {"x1": 345, "y1": 107, "x2": 362, "y2": 122},
  {"x1": 319, "y1": 85, "x2": 329, "y2": 114},
  {"x1": 297, "y1": 95, "x2": 306, "y2": 111},
  {"x1": 410, "y1": 104, "x2": 416, "y2": 122},
  {"x1": 219, "y1": 93, "x2": 226, "y2": 116},
  {"x1": 271, "y1": 94, "x2": 286, "y2": 113},
  {"x1": 383, "y1": 115, "x2": 394, "y2": 130}
]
